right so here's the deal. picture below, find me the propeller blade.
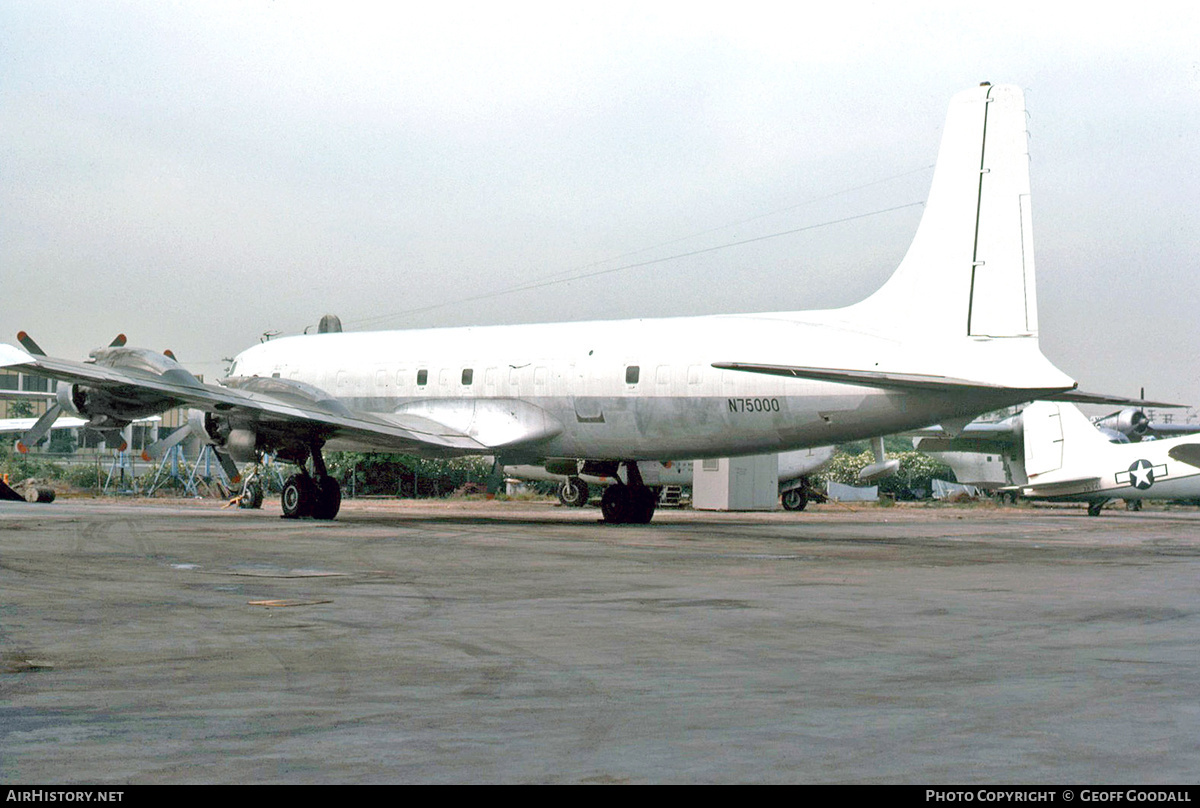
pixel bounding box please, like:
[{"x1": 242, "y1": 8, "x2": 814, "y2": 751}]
[
  {"x1": 141, "y1": 424, "x2": 193, "y2": 462},
  {"x1": 212, "y1": 447, "x2": 242, "y2": 484},
  {"x1": 16, "y1": 331, "x2": 46, "y2": 357},
  {"x1": 15, "y1": 403, "x2": 63, "y2": 453},
  {"x1": 97, "y1": 429, "x2": 129, "y2": 452}
]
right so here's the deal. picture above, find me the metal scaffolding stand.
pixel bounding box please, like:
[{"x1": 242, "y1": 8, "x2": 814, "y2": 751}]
[
  {"x1": 187, "y1": 445, "x2": 234, "y2": 498},
  {"x1": 144, "y1": 444, "x2": 191, "y2": 497},
  {"x1": 103, "y1": 451, "x2": 137, "y2": 495}
]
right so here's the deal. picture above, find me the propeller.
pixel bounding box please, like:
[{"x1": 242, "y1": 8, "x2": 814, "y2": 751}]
[
  {"x1": 15, "y1": 333, "x2": 177, "y2": 455},
  {"x1": 15, "y1": 403, "x2": 62, "y2": 454},
  {"x1": 140, "y1": 409, "x2": 241, "y2": 483}
]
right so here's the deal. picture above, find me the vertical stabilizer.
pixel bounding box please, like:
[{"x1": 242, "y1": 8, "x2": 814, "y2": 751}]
[
  {"x1": 1023, "y1": 402, "x2": 1064, "y2": 476},
  {"x1": 1023, "y1": 402, "x2": 1112, "y2": 479},
  {"x1": 846, "y1": 84, "x2": 1038, "y2": 339}
]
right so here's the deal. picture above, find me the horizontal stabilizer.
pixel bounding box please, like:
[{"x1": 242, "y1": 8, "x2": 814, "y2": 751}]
[
  {"x1": 711, "y1": 362, "x2": 1071, "y2": 396},
  {"x1": 1167, "y1": 443, "x2": 1200, "y2": 470},
  {"x1": 1021, "y1": 476, "x2": 1103, "y2": 496},
  {"x1": 1046, "y1": 390, "x2": 1183, "y2": 408}
]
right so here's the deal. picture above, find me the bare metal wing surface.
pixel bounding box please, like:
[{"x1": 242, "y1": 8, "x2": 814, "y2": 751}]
[{"x1": 1, "y1": 341, "x2": 496, "y2": 458}]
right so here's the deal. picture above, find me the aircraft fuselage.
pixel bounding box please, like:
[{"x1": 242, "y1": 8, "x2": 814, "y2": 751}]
[{"x1": 229, "y1": 311, "x2": 1059, "y2": 462}]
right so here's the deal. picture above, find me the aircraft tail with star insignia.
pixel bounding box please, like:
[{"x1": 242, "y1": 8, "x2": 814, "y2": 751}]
[
  {"x1": 1021, "y1": 401, "x2": 1110, "y2": 493},
  {"x1": 1018, "y1": 400, "x2": 1200, "y2": 509}
]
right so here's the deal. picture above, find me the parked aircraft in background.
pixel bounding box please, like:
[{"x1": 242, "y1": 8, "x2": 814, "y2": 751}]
[
  {"x1": 5, "y1": 83, "x2": 1142, "y2": 523},
  {"x1": 916, "y1": 402, "x2": 1200, "y2": 514},
  {"x1": 506, "y1": 446, "x2": 836, "y2": 510},
  {"x1": 0, "y1": 413, "x2": 161, "y2": 448}
]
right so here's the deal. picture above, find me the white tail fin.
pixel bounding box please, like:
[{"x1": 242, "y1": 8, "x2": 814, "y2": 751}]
[
  {"x1": 1023, "y1": 402, "x2": 1112, "y2": 478},
  {"x1": 847, "y1": 83, "x2": 1038, "y2": 339}
]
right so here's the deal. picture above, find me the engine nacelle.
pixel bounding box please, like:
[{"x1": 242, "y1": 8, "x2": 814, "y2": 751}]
[
  {"x1": 1111, "y1": 408, "x2": 1150, "y2": 440},
  {"x1": 188, "y1": 409, "x2": 259, "y2": 463},
  {"x1": 56, "y1": 383, "x2": 89, "y2": 418}
]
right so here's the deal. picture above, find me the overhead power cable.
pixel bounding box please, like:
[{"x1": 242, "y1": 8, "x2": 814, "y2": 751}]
[{"x1": 347, "y1": 200, "x2": 925, "y2": 328}]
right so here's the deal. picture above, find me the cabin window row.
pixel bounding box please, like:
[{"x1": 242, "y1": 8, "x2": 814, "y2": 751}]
[{"x1": 346, "y1": 364, "x2": 706, "y2": 389}]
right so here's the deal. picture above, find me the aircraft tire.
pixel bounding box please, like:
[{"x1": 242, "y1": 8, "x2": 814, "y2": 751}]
[
  {"x1": 600, "y1": 486, "x2": 631, "y2": 524},
  {"x1": 557, "y1": 477, "x2": 590, "y2": 507},
  {"x1": 281, "y1": 474, "x2": 315, "y2": 519},
  {"x1": 239, "y1": 481, "x2": 264, "y2": 510},
  {"x1": 628, "y1": 487, "x2": 657, "y2": 524},
  {"x1": 781, "y1": 488, "x2": 808, "y2": 511},
  {"x1": 312, "y1": 475, "x2": 342, "y2": 520}
]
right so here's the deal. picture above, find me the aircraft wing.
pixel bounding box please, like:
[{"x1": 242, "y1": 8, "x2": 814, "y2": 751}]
[
  {"x1": 0, "y1": 415, "x2": 90, "y2": 433},
  {"x1": 0, "y1": 415, "x2": 161, "y2": 434},
  {"x1": 1167, "y1": 443, "x2": 1200, "y2": 469},
  {"x1": 1, "y1": 341, "x2": 560, "y2": 458}
]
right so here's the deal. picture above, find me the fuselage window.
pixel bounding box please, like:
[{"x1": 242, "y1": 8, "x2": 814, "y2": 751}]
[
  {"x1": 417, "y1": 369, "x2": 428, "y2": 386},
  {"x1": 625, "y1": 365, "x2": 640, "y2": 385},
  {"x1": 461, "y1": 368, "x2": 473, "y2": 385}
]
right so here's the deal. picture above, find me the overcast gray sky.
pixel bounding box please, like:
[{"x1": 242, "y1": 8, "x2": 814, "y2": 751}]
[{"x1": 3, "y1": 1, "x2": 1198, "y2": 409}]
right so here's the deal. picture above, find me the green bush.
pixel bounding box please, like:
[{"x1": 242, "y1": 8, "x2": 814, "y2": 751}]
[
  {"x1": 822, "y1": 448, "x2": 955, "y2": 499},
  {"x1": 326, "y1": 452, "x2": 495, "y2": 498}
]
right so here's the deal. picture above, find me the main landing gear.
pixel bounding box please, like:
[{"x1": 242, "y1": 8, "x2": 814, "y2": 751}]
[
  {"x1": 280, "y1": 442, "x2": 341, "y2": 520},
  {"x1": 599, "y1": 462, "x2": 659, "y2": 525}
]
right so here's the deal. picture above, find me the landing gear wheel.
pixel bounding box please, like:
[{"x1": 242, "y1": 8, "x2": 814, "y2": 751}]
[
  {"x1": 782, "y1": 488, "x2": 809, "y2": 511},
  {"x1": 557, "y1": 477, "x2": 590, "y2": 507},
  {"x1": 600, "y1": 485, "x2": 657, "y2": 524},
  {"x1": 628, "y1": 487, "x2": 658, "y2": 524},
  {"x1": 281, "y1": 474, "x2": 315, "y2": 519},
  {"x1": 600, "y1": 485, "x2": 630, "y2": 523},
  {"x1": 312, "y1": 475, "x2": 342, "y2": 520},
  {"x1": 1087, "y1": 501, "x2": 1104, "y2": 517},
  {"x1": 239, "y1": 480, "x2": 264, "y2": 510}
]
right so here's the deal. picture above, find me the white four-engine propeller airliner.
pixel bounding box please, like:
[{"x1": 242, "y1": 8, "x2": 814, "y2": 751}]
[{"x1": 3, "y1": 83, "x2": 1132, "y2": 523}]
